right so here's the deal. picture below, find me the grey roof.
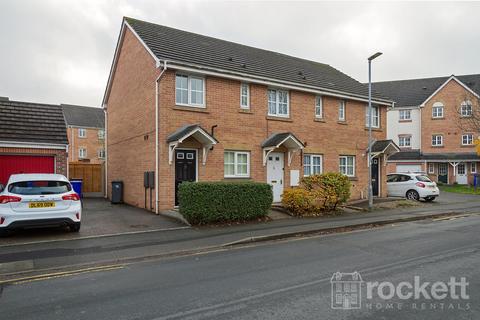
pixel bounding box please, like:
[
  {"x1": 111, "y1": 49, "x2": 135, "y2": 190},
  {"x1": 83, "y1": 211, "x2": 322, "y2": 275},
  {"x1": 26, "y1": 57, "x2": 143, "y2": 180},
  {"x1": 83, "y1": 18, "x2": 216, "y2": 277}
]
[
  {"x1": 370, "y1": 140, "x2": 399, "y2": 153},
  {"x1": 372, "y1": 74, "x2": 480, "y2": 107},
  {"x1": 261, "y1": 132, "x2": 304, "y2": 148},
  {"x1": 0, "y1": 99, "x2": 68, "y2": 145},
  {"x1": 388, "y1": 151, "x2": 479, "y2": 161},
  {"x1": 125, "y1": 17, "x2": 391, "y2": 103},
  {"x1": 62, "y1": 104, "x2": 104, "y2": 128},
  {"x1": 166, "y1": 124, "x2": 217, "y2": 143}
]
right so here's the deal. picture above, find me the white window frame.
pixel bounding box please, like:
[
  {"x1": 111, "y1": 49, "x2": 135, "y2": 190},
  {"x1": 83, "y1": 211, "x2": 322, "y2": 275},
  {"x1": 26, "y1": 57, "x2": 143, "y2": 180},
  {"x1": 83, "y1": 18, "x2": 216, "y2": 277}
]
[
  {"x1": 267, "y1": 88, "x2": 289, "y2": 117},
  {"x1": 398, "y1": 135, "x2": 411, "y2": 147},
  {"x1": 460, "y1": 101, "x2": 473, "y2": 117},
  {"x1": 339, "y1": 155, "x2": 355, "y2": 177},
  {"x1": 315, "y1": 96, "x2": 323, "y2": 118},
  {"x1": 79, "y1": 148, "x2": 87, "y2": 159},
  {"x1": 432, "y1": 102, "x2": 444, "y2": 118},
  {"x1": 338, "y1": 100, "x2": 346, "y2": 121},
  {"x1": 98, "y1": 149, "x2": 105, "y2": 159},
  {"x1": 365, "y1": 105, "x2": 379, "y2": 128},
  {"x1": 462, "y1": 134, "x2": 473, "y2": 146},
  {"x1": 428, "y1": 163, "x2": 435, "y2": 174},
  {"x1": 98, "y1": 129, "x2": 105, "y2": 140},
  {"x1": 240, "y1": 83, "x2": 250, "y2": 109},
  {"x1": 303, "y1": 154, "x2": 323, "y2": 176},
  {"x1": 78, "y1": 128, "x2": 86, "y2": 138},
  {"x1": 224, "y1": 151, "x2": 250, "y2": 178},
  {"x1": 399, "y1": 109, "x2": 411, "y2": 121},
  {"x1": 432, "y1": 135, "x2": 443, "y2": 146},
  {"x1": 471, "y1": 162, "x2": 477, "y2": 174},
  {"x1": 175, "y1": 73, "x2": 206, "y2": 107}
]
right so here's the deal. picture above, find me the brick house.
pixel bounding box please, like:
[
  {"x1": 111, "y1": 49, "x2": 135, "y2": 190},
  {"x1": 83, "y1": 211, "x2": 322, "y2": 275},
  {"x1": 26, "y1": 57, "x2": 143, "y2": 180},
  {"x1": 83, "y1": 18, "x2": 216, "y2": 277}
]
[
  {"x1": 0, "y1": 97, "x2": 68, "y2": 185},
  {"x1": 374, "y1": 74, "x2": 480, "y2": 184},
  {"x1": 104, "y1": 17, "x2": 397, "y2": 212},
  {"x1": 62, "y1": 104, "x2": 105, "y2": 164}
]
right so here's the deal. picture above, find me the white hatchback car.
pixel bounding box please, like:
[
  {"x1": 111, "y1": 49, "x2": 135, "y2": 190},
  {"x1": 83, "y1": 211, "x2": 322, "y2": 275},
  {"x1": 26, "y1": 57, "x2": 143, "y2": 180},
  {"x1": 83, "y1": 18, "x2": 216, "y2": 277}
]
[
  {"x1": 387, "y1": 173, "x2": 440, "y2": 201},
  {"x1": 0, "y1": 174, "x2": 81, "y2": 235}
]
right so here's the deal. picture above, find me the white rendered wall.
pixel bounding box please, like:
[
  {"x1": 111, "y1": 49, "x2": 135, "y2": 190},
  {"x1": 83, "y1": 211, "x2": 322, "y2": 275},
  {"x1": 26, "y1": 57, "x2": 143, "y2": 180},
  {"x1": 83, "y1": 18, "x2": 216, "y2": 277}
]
[{"x1": 386, "y1": 107, "x2": 421, "y2": 150}]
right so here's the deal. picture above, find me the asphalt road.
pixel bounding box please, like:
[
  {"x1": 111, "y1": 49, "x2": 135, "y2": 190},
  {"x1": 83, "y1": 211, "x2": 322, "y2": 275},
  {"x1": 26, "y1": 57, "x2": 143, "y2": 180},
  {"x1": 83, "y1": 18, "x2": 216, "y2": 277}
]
[{"x1": 1, "y1": 215, "x2": 479, "y2": 320}]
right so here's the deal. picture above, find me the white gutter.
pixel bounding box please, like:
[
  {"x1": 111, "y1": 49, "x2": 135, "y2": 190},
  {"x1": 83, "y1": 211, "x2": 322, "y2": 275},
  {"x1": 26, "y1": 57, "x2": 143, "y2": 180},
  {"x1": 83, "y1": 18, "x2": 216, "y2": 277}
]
[
  {"x1": 0, "y1": 141, "x2": 67, "y2": 150},
  {"x1": 155, "y1": 60, "x2": 168, "y2": 214}
]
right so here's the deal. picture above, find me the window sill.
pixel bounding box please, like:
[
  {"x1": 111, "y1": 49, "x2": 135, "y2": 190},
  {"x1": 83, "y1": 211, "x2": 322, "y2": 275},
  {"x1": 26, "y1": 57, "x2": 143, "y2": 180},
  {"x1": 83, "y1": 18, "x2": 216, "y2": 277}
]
[
  {"x1": 460, "y1": 144, "x2": 474, "y2": 148},
  {"x1": 223, "y1": 177, "x2": 251, "y2": 180},
  {"x1": 266, "y1": 115, "x2": 292, "y2": 122},
  {"x1": 399, "y1": 120, "x2": 412, "y2": 123},
  {"x1": 347, "y1": 176, "x2": 358, "y2": 181},
  {"x1": 314, "y1": 118, "x2": 325, "y2": 123},
  {"x1": 431, "y1": 145, "x2": 444, "y2": 148},
  {"x1": 173, "y1": 105, "x2": 209, "y2": 113},
  {"x1": 337, "y1": 120, "x2": 348, "y2": 125},
  {"x1": 364, "y1": 127, "x2": 383, "y2": 132},
  {"x1": 239, "y1": 109, "x2": 253, "y2": 114},
  {"x1": 431, "y1": 117, "x2": 445, "y2": 120}
]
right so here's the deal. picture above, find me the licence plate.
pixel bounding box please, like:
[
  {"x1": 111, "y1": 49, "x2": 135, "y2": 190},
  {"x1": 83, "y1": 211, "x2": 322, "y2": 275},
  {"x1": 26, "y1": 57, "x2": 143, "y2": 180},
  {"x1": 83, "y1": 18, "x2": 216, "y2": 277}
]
[{"x1": 29, "y1": 202, "x2": 55, "y2": 208}]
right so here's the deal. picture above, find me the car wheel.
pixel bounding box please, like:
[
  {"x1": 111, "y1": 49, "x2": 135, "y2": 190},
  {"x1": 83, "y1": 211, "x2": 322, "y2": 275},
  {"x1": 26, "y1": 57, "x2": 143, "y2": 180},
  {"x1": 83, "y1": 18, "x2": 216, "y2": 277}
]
[
  {"x1": 406, "y1": 190, "x2": 420, "y2": 201},
  {"x1": 424, "y1": 196, "x2": 436, "y2": 202},
  {"x1": 70, "y1": 223, "x2": 81, "y2": 232}
]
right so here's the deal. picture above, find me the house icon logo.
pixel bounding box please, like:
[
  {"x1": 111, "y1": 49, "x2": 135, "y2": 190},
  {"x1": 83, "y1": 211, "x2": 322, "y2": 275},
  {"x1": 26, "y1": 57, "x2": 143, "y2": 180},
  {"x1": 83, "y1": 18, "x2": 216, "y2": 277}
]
[{"x1": 331, "y1": 271, "x2": 363, "y2": 309}]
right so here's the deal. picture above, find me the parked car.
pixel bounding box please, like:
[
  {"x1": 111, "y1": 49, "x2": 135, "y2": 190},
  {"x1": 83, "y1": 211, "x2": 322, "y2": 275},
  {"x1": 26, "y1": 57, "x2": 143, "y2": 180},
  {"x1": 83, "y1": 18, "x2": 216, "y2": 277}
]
[
  {"x1": 386, "y1": 173, "x2": 439, "y2": 201},
  {"x1": 0, "y1": 174, "x2": 81, "y2": 236}
]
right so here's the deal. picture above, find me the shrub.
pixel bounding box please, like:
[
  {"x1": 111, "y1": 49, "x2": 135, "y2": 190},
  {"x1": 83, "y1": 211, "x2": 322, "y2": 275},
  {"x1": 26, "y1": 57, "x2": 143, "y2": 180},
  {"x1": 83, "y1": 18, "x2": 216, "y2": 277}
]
[
  {"x1": 282, "y1": 172, "x2": 351, "y2": 215},
  {"x1": 178, "y1": 181, "x2": 273, "y2": 224}
]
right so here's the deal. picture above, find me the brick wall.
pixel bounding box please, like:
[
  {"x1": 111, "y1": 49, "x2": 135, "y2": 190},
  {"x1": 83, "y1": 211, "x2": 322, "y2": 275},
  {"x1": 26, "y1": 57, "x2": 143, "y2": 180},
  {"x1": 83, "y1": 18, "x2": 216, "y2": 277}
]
[
  {"x1": 67, "y1": 127, "x2": 105, "y2": 164},
  {"x1": 0, "y1": 147, "x2": 67, "y2": 177}
]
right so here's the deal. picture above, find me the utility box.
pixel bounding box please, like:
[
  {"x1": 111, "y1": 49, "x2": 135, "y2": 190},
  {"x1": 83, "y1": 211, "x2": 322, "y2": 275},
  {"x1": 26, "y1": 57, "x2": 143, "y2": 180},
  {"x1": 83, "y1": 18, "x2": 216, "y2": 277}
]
[
  {"x1": 148, "y1": 171, "x2": 155, "y2": 189},
  {"x1": 111, "y1": 181, "x2": 124, "y2": 204}
]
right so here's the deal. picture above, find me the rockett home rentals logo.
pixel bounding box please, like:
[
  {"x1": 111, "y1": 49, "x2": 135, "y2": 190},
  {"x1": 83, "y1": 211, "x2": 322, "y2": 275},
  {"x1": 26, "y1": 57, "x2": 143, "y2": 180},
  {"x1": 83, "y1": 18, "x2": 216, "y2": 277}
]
[{"x1": 331, "y1": 271, "x2": 471, "y2": 311}]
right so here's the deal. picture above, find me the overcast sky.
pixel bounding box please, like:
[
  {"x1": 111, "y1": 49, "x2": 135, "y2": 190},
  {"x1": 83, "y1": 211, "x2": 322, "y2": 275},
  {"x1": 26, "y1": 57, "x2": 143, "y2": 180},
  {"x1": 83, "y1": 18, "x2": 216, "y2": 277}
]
[{"x1": 1, "y1": 0, "x2": 479, "y2": 107}]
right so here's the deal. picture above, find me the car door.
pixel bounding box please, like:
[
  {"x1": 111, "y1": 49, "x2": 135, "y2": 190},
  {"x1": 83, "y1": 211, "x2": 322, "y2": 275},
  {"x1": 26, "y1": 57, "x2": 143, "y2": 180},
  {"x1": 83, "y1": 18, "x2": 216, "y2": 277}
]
[
  {"x1": 397, "y1": 174, "x2": 414, "y2": 197},
  {"x1": 386, "y1": 174, "x2": 399, "y2": 196}
]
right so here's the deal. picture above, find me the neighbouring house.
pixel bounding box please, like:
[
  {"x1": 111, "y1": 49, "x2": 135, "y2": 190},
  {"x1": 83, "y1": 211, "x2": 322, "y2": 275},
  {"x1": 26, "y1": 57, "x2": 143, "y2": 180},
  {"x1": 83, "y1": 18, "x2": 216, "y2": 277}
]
[
  {"x1": 373, "y1": 74, "x2": 480, "y2": 184},
  {"x1": 0, "y1": 97, "x2": 68, "y2": 185},
  {"x1": 62, "y1": 104, "x2": 105, "y2": 164},
  {"x1": 104, "y1": 17, "x2": 397, "y2": 212}
]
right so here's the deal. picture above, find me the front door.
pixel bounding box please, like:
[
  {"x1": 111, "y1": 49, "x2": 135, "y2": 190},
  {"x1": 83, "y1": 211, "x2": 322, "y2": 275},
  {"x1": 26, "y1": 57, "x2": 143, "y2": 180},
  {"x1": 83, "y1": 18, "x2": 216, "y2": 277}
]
[
  {"x1": 175, "y1": 150, "x2": 197, "y2": 205},
  {"x1": 438, "y1": 163, "x2": 448, "y2": 184},
  {"x1": 267, "y1": 152, "x2": 284, "y2": 202},
  {"x1": 371, "y1": 157, "x2": 380, "y2": 196},
  {"x1": 456, "y1": 163, "x2": 468, "y2": 184}
]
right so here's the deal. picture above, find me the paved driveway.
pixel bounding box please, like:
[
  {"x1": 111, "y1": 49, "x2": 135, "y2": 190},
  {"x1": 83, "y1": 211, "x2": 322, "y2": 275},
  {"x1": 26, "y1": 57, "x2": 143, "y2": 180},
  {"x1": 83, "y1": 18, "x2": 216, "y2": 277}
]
[{"x1": 0, "y1": 198, "x2": 188, "y2": 245}]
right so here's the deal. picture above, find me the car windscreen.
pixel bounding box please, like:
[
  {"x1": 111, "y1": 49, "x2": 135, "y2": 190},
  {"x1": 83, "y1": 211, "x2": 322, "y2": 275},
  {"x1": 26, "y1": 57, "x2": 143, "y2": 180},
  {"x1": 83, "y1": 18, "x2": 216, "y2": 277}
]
[
  {"x1": 8, "y1": 181, "x2": 72, "y2": 195},
  {"x1": 416, "y1": 175, "x2": 432, "y2": 182}
]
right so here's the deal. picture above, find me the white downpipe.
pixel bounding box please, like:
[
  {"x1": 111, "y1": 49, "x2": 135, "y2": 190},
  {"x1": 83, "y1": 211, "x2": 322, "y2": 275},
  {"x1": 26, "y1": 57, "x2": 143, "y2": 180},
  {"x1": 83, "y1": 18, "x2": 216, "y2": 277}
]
[
  {"x1": 104, "y1": 107, "x2": 108, "y2": 198},
  {"x1": 155, "y1": 61, "x2": 168, "y2": 214}
]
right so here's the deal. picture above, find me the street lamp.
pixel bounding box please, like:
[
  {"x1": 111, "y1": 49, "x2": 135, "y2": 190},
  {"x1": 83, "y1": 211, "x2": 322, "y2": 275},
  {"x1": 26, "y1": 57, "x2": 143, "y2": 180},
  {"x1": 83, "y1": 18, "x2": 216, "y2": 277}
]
[{"x1": 368, "y1": 52, "x2": 382, "y2": 211}]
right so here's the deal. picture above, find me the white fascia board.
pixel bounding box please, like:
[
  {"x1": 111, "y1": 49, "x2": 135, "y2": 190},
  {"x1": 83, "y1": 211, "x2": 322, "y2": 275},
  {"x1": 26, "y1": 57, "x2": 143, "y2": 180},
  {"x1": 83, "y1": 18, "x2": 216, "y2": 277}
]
[
  {"x1": 0, "y1": 141, "x2": 67, "y2": 150},
  {"x1": 420, "y1": 76, "x2": 480, "y2": 107}
]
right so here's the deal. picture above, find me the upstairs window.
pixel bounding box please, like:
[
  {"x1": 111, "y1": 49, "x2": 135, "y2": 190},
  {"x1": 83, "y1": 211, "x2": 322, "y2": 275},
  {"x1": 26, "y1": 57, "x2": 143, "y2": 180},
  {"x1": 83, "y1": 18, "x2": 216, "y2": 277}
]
[
  {"x1": 175, "y1": 74, "x2": 205, "y2": 107},
  {"x1": 398, "y1": 135, "x2": 411, "y2": 147},
  {"x1": 303, "y1": 154, "x2": 323, "y2": 176},
  {"x1": 79, "y1": 148, "x2": 87, "y2": 159},
  {"x1": 432, "y1": 135, "x2": 443, "y2": 146},
  {"x1": 98, "y1": 129, "x2": 105, "y2": 140},
  {"x1": 315, "y1": 96, "x2": 323, "y2": 118},
  {"x1": 365, "y1": 105, "x2": 380, "y2": 128},
  {"x1": 462, "y1": 134, "x2": 473, "y2": 145},
  {"x1": 338, "y1": 100, "x2": 346, "y2": 121},
  {"x1": 399, "y1": 109, "x2": 411, "y2": 121},
  {"x1": 432, "y1": 102, "x2": 444, "y2": 118},
  {"x1": 268, "y1": 89, "x2": 289, "y2": 117},
  {"x1": 78, "y1": 128, "x2": 86, "y2": 138},
  {"x1": 460, "y1": 101, "x2": 473, "y2": 117},
  {"x1": 98, "y1": 149, "x2": 105, "y2": 159},
  {"x1": 240, "y1": 83, "x2": 250, "y2": 109}
]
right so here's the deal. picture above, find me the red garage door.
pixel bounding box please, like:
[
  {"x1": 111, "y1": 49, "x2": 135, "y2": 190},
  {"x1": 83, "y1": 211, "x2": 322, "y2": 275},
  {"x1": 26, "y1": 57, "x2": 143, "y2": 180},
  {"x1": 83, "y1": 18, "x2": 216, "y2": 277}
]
[{"x1": 0, "y1": 155, "x2": 55, "y2": 185}]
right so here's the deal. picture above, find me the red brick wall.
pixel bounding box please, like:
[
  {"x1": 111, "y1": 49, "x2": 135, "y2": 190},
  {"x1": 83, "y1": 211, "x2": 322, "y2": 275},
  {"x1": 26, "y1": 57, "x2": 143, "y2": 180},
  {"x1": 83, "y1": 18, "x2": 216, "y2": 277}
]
[{"x1": 0, "y1": 147, "x2": 67, "y2": 177}]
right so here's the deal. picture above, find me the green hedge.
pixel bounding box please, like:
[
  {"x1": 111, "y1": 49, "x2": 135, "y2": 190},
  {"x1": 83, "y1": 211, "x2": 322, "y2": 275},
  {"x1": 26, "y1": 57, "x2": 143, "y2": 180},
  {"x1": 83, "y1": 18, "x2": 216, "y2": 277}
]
[{"x1": 178, "y1": 181, "x2": 273, "y2": 224}]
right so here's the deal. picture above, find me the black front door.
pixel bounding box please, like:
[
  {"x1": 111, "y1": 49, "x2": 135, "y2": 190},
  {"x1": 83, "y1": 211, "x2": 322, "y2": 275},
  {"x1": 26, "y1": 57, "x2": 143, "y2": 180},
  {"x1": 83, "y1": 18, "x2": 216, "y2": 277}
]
[
  {"x1": 175, "y1": 150, "x2": 196, "y2": 205},
  {"x1": 371, "y1": 157, "x2": 379, "y2": 196},
  {"x1": 438, "y1": 163, "x2": 448, "y2": 184}
]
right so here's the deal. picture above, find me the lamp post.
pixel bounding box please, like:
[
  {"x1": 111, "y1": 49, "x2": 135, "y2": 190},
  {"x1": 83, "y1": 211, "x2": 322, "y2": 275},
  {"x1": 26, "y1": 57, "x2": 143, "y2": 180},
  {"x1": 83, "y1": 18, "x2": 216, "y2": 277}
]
[{"x1": 368, "y1": 52, "x2": 382, "y2": 210}]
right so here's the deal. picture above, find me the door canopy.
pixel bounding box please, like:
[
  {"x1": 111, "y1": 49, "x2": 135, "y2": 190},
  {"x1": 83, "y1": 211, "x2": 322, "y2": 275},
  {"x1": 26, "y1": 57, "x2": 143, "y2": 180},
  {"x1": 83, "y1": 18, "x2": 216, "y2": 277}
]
[
  {"x1": 167, "y1": 124, "x2": 218, "y2": 165},
  {"x1": 368, "y1": 140, "x2": 400, "y2": 165},
  {"x1": 261, "y1": 132, "x2": 304, "y2": 166}
]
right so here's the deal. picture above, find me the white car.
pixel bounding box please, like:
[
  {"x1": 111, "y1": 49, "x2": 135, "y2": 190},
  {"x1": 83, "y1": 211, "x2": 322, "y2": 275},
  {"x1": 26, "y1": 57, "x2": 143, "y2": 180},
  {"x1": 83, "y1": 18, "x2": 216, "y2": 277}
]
[
  {"x1": 0, "y1": 174, "x2": 81, "y2": 235},
  {"x1": 387, "y1": 173, "x2": 440, "y2": 201}
]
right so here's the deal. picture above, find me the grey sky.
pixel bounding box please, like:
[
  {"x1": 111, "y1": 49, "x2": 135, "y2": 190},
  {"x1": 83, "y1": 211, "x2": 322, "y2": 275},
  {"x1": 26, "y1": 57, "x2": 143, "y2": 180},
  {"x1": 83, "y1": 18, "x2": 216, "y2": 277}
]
[{"x1": 1, "y1": 1, "x2": 479, "y2": 107}]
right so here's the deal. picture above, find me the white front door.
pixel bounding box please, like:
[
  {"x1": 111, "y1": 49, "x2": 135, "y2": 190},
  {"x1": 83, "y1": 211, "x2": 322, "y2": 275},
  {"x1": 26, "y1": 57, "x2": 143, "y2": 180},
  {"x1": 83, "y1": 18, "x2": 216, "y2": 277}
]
[
  {"x1": 267, "y1": 152, "x2": 284, "y2": 202},
  {"x1": 456, "y1": 163, "x2": 468, "y2": 184}
]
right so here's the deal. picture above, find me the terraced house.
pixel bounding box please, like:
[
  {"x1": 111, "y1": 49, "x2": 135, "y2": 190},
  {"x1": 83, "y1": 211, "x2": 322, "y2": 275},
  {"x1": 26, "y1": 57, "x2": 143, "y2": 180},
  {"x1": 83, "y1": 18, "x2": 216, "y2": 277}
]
[
  {"x1": 374, "y1": 74, "x2": 480, "y2": 184},
  {"x1": 104, "y1": 17, "x2": 397, "y2": 212}
]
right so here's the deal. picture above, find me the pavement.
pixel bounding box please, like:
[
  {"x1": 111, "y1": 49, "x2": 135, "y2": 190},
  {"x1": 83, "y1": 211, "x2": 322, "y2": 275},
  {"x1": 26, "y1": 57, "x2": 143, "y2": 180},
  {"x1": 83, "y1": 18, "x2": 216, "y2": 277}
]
[
  {"x1": 0, "y1": 210, "x2": 478, "y2": 319},
  {"x1": 0, "y1": 191, "x2": 479, "y2": 278}
]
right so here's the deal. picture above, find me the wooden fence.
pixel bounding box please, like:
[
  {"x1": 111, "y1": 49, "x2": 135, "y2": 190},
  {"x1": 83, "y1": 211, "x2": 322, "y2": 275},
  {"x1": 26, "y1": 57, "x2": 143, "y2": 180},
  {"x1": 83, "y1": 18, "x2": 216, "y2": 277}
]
[{"x1": 69, "y1": 163, "x2": 104, "y2": 194}]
